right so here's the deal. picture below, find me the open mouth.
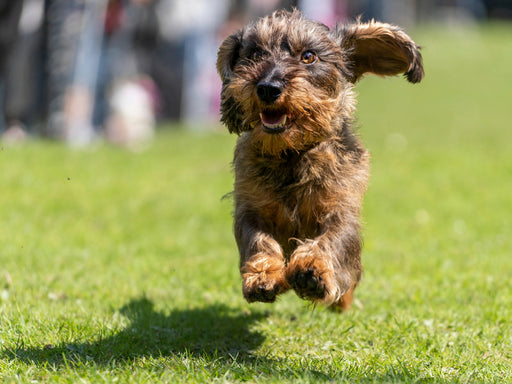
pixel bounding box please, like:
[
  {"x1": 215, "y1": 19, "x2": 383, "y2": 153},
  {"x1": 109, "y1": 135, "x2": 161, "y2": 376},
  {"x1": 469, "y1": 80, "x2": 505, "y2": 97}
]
[{"x1": 259, "y1": 109, "x2": 289, "y2": 134}]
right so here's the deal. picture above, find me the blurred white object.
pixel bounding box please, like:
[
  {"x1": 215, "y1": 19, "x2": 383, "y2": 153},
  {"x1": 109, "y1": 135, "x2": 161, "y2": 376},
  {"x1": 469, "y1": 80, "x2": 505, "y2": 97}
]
[
  {"x1": 1, "y1": 122, "x2": 27, "y2": 144},
  {"x1": 19, "y1": 0, "x2": 45, "y2": 34},
  {"x1": 105, "y1": 77, "x2": 155, "y2": 150}
]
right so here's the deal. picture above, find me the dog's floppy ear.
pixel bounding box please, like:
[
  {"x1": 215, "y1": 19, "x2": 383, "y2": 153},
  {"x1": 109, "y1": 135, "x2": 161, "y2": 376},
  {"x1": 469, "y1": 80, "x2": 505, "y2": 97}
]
[
  {"x1": 334, "y1": 20, "x2": 424, "y2": 83},
  {"x1": 217, "y1": 29, "x2": 243, "y2": 83},
  {"x1": 217, "y1": 29, "x2": 245, "y2": 134}
]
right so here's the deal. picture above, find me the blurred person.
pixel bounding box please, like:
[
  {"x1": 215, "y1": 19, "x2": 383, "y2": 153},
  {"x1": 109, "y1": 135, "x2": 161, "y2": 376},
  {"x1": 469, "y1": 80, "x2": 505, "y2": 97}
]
[
  {"x1": 3, "y1": 0, "x2": 46, "y2": 141},
  {"x1": 45, "y1": 0, "x2": 88, "y2": 139},
  {"x1": 0, "y1": 1, "x2": 23, "y2": 141},
  {"x1": 51, "y1": 0, "x2": 156, "y2": 147},
  {"x1": 103, "y1": 0, "x2": 158, "y2": 149},
  {"x1": 155, "y1": 0, "x2": 231, "y2": 126},
  {"x1": 63, "y1": 0, "x2": 109, "y2": 146}
]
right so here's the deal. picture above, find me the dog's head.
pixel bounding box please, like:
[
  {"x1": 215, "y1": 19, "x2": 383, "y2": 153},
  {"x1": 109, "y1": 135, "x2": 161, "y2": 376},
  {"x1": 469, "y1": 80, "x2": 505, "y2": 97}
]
[{"x1": 217, "y1": 10, "x2": 423, "y2": 155}]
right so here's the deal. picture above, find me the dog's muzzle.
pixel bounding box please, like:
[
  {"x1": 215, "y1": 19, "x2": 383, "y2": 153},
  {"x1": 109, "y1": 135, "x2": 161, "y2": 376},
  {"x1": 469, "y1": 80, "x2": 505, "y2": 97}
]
[{"x1": 256, "y1": 80, "x2": 289, "y2": 133}]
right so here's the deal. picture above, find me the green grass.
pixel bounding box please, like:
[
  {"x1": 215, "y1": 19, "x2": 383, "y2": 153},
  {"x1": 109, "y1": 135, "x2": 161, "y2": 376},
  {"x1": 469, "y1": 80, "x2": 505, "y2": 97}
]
[{"x1": 1, "y1": 24, "x2": 511, "y2": 383}]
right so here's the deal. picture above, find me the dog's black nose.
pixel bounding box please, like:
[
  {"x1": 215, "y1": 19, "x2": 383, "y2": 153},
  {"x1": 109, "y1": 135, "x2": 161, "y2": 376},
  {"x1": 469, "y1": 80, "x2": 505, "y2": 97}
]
[{"x1": 256, "y1": 81, "x2": 282, "y2": 104}]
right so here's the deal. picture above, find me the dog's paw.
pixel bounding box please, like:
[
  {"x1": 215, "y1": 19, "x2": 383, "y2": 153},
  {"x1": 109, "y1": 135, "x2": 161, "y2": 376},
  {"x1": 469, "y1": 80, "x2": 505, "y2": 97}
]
[
  {"x1": 242, "y1": 273, "x2": 285, "y2": 303},
  {"x1": 287, "y1": 267, "x2": 326, "y2": 299},
  {"x1": 286, "y1": 243, "x2": 340, "y2": 304},
  {"x1": 241, "y1": 253, "x2": 289, "y2": 303}
]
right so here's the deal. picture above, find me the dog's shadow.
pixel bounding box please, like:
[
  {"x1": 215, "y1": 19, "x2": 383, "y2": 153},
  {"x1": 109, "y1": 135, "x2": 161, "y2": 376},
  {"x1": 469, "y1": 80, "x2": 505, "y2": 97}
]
[
  {"x1": 5, "y1": 297, "x2": 267, "y2": 367},
  {"x1": 3, "y1": 298, "x2": 456, "y2": 382}
]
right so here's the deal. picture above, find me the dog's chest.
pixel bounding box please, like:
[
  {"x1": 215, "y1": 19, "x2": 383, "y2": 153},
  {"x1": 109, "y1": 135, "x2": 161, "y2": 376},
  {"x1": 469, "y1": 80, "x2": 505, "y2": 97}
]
[{"x1": 250, "y1": 155, "x2": 333, "y2": 235}]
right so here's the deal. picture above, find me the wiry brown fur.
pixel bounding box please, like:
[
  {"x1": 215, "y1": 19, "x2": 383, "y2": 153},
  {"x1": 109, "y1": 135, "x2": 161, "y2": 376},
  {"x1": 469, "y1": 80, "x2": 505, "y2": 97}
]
[{"x1": 217, "y1": 10, "x2": 423, "y2": 311}]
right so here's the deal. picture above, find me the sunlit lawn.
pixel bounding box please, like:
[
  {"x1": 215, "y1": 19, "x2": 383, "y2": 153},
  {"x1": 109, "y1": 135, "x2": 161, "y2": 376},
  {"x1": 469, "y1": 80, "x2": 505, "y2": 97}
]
[{"x1": 1, "y1": 24, "x2": 511, "y2": 383}]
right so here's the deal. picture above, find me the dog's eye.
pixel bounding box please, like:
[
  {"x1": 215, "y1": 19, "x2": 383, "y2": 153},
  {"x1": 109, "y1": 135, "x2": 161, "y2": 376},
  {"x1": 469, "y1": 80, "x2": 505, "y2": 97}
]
[
  {"x1": 301, "y1": 51, "x2": 317, "y2": 64},
  {"x1": 252, "y1": 51, "x2": 263, "y2": 62}
]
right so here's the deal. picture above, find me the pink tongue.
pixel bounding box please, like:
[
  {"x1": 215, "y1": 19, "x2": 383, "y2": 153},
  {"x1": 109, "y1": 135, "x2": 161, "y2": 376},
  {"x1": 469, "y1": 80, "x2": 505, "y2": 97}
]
[{"x1": 261, "y1": 111, "x2": 286, "y2": 126}]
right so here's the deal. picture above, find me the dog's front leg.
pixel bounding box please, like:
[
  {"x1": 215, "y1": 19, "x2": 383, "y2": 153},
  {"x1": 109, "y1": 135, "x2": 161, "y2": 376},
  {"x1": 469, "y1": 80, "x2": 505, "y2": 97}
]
[
  {"x1": 286, "y1": 215, "x2": 362, "y2": 311},
  {"x1": 235, "y1": 213, "x2": 290, "y2": 303}
]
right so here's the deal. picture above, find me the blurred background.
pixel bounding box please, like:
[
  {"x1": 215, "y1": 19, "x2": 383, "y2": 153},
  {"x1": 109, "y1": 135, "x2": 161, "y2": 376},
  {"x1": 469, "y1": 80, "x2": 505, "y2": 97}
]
[{"x1": 0, "y1": 0, "x2": 511, "y2": 148}]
